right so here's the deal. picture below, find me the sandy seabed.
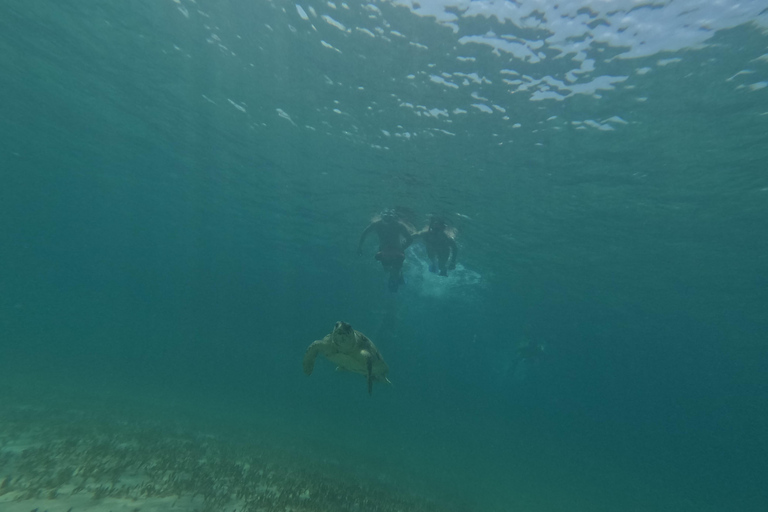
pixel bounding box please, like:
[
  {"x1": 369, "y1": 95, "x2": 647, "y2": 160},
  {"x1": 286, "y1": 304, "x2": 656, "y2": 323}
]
[{"x1": 0, "y1": 405, "x2": 453, "y2": 512}]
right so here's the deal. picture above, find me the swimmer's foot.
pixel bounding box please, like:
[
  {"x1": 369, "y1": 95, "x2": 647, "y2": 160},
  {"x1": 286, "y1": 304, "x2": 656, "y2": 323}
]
[{"x1": 388, "y1": 273, "x2": 405, "y2": 292}]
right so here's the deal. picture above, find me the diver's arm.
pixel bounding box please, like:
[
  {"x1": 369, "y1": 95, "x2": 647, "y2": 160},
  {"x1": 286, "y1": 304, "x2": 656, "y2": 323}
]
[
  {"x1": 358, "y1": 223, "x2": 375, "y2": 255},
  {"x1": 399, "y1": 223, "x2": 414, "y2": 250},
  {"x1": 448, "y1": 238, "x2": 458, "y2": 268}
]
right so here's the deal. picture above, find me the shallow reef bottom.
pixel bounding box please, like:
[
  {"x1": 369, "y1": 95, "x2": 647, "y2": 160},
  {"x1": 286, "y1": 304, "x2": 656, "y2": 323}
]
[{"x1": 0, "y1": 405, "x2": 454, "y2": 512}]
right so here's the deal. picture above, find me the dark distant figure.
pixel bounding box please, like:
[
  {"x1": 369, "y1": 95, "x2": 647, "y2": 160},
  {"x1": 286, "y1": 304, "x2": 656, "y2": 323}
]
[
  {"x1": 358, "y1": 209, "x2": 414, "y2": 292},
  {"x1": 414, "y1": 216, "x2": 458, "y2": 276},
  {"x1": 513, "y1": 338, "x2": 546, "y2": 381},
  {"x1": 516, "y1": 339, "x2": 546, "y2": 362}
]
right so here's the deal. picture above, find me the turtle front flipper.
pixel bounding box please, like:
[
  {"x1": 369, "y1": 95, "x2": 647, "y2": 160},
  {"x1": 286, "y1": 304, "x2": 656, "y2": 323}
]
[
  {"x1": 303, "y1": 340, "x2": 323, "y2": 375},
  {"x1": 361, "y1": 349, "x2": 374, "y2": 395}
]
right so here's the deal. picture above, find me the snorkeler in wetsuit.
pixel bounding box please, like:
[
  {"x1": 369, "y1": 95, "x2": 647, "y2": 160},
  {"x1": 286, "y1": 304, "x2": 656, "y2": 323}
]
[
  {"x1": 517, "y1": 339, "x2": 546, "y2": 362},
  {"x1": 414, "y1": 216, "x2": 457, "y2": 276},
  {"x1": 358, "y1": 209, "x2": 414, "y2": 292},
  {"x1": 513, "y1": 338, "x2": 546, "y2": 378}
]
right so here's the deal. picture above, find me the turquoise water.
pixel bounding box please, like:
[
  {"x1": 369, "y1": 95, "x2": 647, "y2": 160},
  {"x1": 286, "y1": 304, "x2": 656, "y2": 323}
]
[{"x1": 1, "y1": 0, "x2": 767, "y2": 510}]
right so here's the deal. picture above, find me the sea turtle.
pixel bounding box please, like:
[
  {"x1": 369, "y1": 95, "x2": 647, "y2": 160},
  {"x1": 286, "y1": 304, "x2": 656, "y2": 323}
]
[{"x1": 302, "y1": 321, "x2": 390, "y2": 395}]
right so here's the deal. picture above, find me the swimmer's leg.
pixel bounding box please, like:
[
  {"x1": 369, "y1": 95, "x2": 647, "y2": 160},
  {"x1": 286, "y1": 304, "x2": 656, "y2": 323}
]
[
  {"x1": 437, "y1": 256, "x2": 449, "y2": 276},
  {"x1": 388, "y1": 266, "x2": 404, "y2": 292},
  {"x1": 388, "y1": 272, "x2": 400, "y2": 292},
  {"x1": 428, "y1": 256, "x2": 440, "y2": 274}
]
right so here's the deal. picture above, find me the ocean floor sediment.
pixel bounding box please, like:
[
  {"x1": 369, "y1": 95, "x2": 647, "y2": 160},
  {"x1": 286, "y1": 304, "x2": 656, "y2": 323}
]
[{"x1": 0, "y1": 405, "x2": 455, "y2": 512}]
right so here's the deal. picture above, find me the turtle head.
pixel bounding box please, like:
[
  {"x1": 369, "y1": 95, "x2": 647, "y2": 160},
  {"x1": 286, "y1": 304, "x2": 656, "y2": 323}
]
[
  {"x1": 379, "y1": 209, "x2": 397, "y2": 225},
  {"x1": 331, "y1": 321, "x2": 356, "y2": 350},
  {"x1": 333, "y1": 321, "x2": 353, "y2": 333},
  {"x1": 429, "y1": 217, "x2": 447, "y2": 232}
]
